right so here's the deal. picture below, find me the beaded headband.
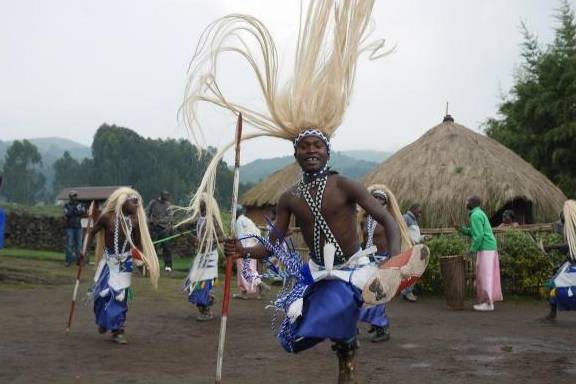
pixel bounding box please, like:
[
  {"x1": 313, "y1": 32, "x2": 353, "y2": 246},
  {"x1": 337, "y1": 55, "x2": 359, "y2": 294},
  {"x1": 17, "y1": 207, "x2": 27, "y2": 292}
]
[
  {"x1": 293, "y1": 129, "x2": 331, "y2": 154},
  {"x1": 372, "y1": 190, "x2": 389, "y2": 204}
]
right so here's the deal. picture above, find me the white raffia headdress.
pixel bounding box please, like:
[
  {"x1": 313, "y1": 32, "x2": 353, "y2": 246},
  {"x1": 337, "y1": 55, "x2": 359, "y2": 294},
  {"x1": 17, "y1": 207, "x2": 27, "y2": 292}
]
[
  {"x1": 563, "y1": 200, "x2": 576, "y2": 261},
  {"x1": 359, "y1": 184, "x2": 413, "y2": 251},
  {"x1": 179, "y1": 0, "x2": 392, "y2": 253},
  {"x1": 94, "y1": 187, "x2": 160, "y2": 288}
]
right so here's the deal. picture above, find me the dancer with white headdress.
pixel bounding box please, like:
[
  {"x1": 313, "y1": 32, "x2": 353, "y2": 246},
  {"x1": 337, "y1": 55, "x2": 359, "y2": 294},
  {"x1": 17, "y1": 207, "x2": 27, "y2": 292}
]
[
  {"x1": 83, "y1": 187, "x2": 160, "y2": 344},
  {"x1": 180, "y1": 1, "x2": 429, "y2": 382},
  {"x1": 185, "y1": 193, "x2": 224, "y2": 321},
  {"x1": 358, "y1": 184, "x2": 412, "y2": 343},
  {"x1": 543, "y1": 200, "x2": 576, "y2": 320}
]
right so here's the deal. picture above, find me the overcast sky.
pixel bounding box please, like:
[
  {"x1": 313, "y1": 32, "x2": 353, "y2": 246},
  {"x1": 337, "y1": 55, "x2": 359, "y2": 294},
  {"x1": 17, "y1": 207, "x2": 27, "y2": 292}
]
[{"x1": 1, "y1": 0, "x2": 574, "y2": 164}]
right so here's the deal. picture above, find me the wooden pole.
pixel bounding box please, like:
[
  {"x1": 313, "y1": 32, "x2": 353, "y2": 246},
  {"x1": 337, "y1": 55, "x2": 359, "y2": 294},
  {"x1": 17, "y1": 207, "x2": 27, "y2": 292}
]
[
  {"x1": 215, "y1": 113, "x2": 243, "y2": 384},
  {"x1": 66, "y1": 200, "x2": 96, "y2": 333}
]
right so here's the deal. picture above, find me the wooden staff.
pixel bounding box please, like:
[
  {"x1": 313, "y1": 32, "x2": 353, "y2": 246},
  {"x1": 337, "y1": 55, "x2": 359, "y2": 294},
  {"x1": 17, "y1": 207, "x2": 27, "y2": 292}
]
[
  {"x1": 215, "y1": 113, "x2": 243, "y2": 383},
  {"x1": 65, "y1": 200, "x2": 96, "y2": 333}
]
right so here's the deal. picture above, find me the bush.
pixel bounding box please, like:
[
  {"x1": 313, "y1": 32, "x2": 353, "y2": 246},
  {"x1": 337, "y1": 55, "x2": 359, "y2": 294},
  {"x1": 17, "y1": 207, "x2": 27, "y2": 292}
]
[
  {"x1": 417, "y1": 231, "x2": 567, "y2": 296},
  {"x1": 418, "y1": 234, "x2": 467, "y2": 294},
  {"x1": 496, "y1": 231, "x2": 565, "y2": 295}
]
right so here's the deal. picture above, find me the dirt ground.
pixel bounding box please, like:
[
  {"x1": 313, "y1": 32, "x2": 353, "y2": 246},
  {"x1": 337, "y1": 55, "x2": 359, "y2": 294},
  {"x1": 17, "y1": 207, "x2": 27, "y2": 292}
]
[{"x1": 1, "y1": 256, "x2": 575, "y2": 384}]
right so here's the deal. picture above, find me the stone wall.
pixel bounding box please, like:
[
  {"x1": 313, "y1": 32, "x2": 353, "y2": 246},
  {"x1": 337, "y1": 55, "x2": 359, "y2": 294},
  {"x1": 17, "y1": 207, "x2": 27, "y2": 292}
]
[
  {"x1": 3, "y1": 213, "x2": 197, "y2": 257},
  {"x1": 4, "y1": 213, "x2": 65, "y2": 251}
]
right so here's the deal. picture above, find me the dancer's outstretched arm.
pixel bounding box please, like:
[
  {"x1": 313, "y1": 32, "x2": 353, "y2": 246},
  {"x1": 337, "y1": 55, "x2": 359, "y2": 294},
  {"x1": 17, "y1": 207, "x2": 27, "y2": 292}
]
[{"x1": 224, "y1": 192, "x2": 291, "y2": 260}]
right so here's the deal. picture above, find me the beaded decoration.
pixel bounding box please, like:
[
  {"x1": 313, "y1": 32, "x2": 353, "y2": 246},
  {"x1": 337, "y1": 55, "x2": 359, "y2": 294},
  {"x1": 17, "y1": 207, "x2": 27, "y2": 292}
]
[
  {"x1": 296, "y1": 172, "x2": 344, "y2": 266},
  {"x1": 292, "y1": 129, "x2": 331, "y2": 155}
]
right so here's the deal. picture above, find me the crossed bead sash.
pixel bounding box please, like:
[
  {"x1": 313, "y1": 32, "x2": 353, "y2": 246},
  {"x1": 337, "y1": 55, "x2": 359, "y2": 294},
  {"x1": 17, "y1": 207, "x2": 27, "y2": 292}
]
[{"x1": 298, "y1": 175, "x2": 344, "y2": 265}]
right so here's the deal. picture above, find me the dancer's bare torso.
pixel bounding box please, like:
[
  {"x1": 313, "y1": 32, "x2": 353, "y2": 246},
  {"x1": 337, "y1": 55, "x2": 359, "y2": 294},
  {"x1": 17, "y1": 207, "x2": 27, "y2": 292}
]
[
  {"x1": 92, "y1": 211, "x2": 141, "y2": 252},
  {"x1": 274, "y1": 174, "x2": 399, "y2": 259}
]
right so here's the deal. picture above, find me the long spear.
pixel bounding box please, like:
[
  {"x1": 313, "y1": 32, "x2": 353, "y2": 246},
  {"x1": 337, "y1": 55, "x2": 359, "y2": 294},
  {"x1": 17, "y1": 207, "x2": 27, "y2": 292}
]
[
  {"x1": 65, "y1": 200, "x2": 96, "y2": 333},
  {"x1": 153, "y1": 230, "x2": 193, "y2": 245},
  {"x1": 215, "y1": 113, "x2": 243, "y2": 383}
]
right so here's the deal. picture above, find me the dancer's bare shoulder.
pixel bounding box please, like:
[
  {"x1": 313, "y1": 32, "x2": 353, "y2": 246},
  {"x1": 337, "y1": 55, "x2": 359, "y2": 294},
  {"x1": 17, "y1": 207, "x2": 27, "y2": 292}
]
[
  {"x1": 92, "y1": 211, "x2": 113, "y2": 233},
  {"x1": 280, "y1": 184, "x2": 301, "y2": 206},
  {"x1": 334, "y1": 173, "x2": 364, "y2": 193}
]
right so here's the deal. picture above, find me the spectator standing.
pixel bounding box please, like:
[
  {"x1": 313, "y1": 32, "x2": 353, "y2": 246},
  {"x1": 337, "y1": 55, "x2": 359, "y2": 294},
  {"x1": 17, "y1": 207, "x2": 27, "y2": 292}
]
[
  {"x1": 458, "y1": 195, "x2": 503, "y2": 311},
  {"x1": 147, "y1": 191, "x2": 173, "y2": 272},
  {"x1": 401, "y1": 203, "x2": 424, "y2": 302},
  {"x1": 233, "y1": 205, "x2": 269, "y2": 299},
  {"x1": 64, "y1": 190, "x2": 85, "y2": 266}
]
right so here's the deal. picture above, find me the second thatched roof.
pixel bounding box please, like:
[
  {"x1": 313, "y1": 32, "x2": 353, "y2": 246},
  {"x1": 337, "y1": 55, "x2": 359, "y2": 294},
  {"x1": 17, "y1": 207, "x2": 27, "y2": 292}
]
[
  {"x1": 241, "y1": 163, "x2": 301, "y2": 207},
  {"x1": 363, "y1": 116, "x2": 567, "y2": 227}
]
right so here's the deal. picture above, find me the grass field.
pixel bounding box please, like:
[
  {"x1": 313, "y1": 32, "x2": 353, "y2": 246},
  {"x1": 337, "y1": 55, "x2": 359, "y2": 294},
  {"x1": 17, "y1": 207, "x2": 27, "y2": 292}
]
[
  {"x1": 0, "y1": 248, "x2": 195, "y2": 272},
  {"x1": 0, "y1": 202, "x2": 62, "y2": 217}
]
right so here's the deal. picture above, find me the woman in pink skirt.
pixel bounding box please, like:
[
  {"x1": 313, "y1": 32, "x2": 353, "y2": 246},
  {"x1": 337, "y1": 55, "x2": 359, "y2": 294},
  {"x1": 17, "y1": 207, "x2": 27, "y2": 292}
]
[{"x1": 458, "y1": 195, "x2": 503, "y2": 311}]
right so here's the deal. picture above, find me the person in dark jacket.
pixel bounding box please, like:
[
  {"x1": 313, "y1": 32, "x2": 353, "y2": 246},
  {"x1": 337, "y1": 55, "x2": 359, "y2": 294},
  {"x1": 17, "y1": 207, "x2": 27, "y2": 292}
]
[
  {"x1": 147, "y1": 191, "x2": 173, "y2": 271},
  {"x1": 64, "y1": 190, "x2": 85, "y2": 266}
]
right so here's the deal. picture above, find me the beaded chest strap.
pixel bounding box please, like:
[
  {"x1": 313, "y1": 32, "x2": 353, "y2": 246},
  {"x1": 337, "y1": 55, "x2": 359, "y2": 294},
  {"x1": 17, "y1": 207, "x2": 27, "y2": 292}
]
[
  {"x1": 114, "y1": 214, "x2": 133, "y2": 255},
  {"x1": 296, "y1": 174, "x2": 344, "y2": 265}
]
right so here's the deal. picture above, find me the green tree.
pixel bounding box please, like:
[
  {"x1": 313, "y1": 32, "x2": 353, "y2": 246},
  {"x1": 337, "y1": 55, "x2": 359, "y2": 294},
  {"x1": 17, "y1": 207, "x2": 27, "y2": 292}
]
[
  {"x1": 87, "y1": 123, "x2": 236, "y2": 206},
  {"x1": 484, "y1": 0, "x2": 576, "y2": 196},
  {"x1": 52, "y1": 151, "x2": 84, "y2": 194},
  {"x1": 1, "y1": 140, "x2": 46, "y2": 203}
]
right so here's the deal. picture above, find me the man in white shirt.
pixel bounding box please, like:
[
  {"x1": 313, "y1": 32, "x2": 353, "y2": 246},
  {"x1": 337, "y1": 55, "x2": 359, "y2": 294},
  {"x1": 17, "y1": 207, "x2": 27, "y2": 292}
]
[
  {"x1": 234, "y1": 205, "x2": 269, "y2": 299},
  {"x1": 402, "y1": 203, "x2": 424, "y2": 302}
]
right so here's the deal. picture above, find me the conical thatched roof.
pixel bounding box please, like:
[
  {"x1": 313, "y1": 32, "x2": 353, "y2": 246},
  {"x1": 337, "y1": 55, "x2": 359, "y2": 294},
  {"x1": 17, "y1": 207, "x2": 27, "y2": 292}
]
[
  {"x1": 363, "y1": 116, "x2": 567, "y2": 227},
  {"x1": 241, "y1": 163, "x2": 301, "y2": 207}
]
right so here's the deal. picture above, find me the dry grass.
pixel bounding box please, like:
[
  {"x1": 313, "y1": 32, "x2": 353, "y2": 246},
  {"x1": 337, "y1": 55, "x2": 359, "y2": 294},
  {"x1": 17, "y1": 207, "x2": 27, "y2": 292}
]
[
  {"x1": 241, "y1": 163, "x2": 301, "y2": 207},
  {"x1": 363, "y1": 119, "x2": 567, "y2": 227}
]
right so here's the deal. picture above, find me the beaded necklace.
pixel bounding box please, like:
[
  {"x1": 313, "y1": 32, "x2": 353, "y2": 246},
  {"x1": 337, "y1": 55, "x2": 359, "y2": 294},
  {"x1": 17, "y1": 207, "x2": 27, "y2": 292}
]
[
  {"x1": 113, "y1": 214, "x2": 133, "y2": 255},
  {"x1": 365, "y1": 215, "x2": 377, "y2": 249}
]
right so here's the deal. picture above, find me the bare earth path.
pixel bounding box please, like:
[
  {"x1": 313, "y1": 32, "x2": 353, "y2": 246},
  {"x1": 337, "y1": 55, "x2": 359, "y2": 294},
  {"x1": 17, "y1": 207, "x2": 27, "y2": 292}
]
[{"x1": 1, "y1": 256, "x2": 575, "y2": 384}]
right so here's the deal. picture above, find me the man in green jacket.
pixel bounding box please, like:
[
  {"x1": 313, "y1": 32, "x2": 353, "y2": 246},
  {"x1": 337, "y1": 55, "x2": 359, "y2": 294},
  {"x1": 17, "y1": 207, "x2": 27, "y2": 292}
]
[{"x1": 459, "y1": 195, "x2": 503, "y2": 311}]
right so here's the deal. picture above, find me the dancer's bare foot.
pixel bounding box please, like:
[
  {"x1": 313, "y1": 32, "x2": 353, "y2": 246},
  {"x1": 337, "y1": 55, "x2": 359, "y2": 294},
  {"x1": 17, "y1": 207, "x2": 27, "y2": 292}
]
[
  {"x1": 540, "y1": 312, "x2": 557, "y2": 322},
  {"x1": 540, "y1": 304, "x2": 558, "y2": 322},
  {"x1": 333, "y1": 343, "x2": 359, "y2": 384}
]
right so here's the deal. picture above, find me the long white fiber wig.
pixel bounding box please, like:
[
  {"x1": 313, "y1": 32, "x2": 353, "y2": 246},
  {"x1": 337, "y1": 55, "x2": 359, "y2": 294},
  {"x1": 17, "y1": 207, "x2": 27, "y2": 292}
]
[
  {"x1": 360, "y1": 184, "x2": 413, "y2": 251},
  {"x1": 179, "y1": 0, "x2": 391, "y2": 252},
  {"x1": 95, "y1": 187, "x2": 160, "y2": 288},
  {"x1": 563, "y1": 200, "x2": 576, "y2": 261},
  {"x1": 185, "y1": 192, "x2": 225, "y2": 286}
]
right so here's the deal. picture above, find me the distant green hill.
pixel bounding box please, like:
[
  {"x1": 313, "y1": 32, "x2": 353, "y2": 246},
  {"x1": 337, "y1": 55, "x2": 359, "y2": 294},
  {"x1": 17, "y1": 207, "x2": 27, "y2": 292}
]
[
  {"x1": 341, "y1": 150, "x2": 392, "y2": 163},
  {"x1": 0, "y1": 137, "x2": 91, "y2": 165},
  {"x1": 0, "y1": 137, "x2": 92, "y2": 196},
  {"x1": 239, "y1": 150, "x2": 391, "y2": 184}
]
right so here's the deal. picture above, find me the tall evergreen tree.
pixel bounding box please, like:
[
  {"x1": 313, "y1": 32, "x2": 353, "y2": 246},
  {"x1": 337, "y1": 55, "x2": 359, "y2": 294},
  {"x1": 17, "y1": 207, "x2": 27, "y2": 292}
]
[
  {"x1": 485, "y1": 0, "x2": 576, "y2": 196},
  {"x1": 85, "y1": 123, "x2": 235, "y2": 206},
  {"x1": 52, "y1": 151, "x2": 83, "y2": 194},
  {"x1": 1, "y1": 140, "x2": 46, "y2": 203}
]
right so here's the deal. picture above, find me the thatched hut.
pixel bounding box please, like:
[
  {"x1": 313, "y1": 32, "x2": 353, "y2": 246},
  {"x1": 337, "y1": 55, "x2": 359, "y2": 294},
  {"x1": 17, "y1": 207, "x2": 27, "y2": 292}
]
[
  {"x1": 363, "y1": 115, "x2": 567, "y2": 227},
  {"x1": 241, "y1": 163, "x2": 301, "y2": 224}
]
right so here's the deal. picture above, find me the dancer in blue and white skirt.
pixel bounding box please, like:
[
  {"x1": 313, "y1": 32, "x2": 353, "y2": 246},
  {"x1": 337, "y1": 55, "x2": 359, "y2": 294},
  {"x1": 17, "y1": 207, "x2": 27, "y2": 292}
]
[
  {"x1": 185, "y1": 194, "x2": 224, "y2": 321},
  {"x1": 358, "y1": 185, "x2": 413, "y2": 343},
  {"x1": 181, "y1": 2, "x2": 428, "y2": 381},
  {"x1": 84, "y1": 187, "x2": 159, "y2": 344},
  {"x1": 544, "y1": 200, "x2": 576, "y2": 320},
  {"x1": 226, "y1": 130, "x2": 407, "y2": 383}
]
